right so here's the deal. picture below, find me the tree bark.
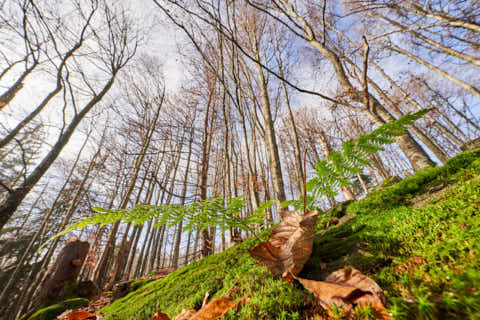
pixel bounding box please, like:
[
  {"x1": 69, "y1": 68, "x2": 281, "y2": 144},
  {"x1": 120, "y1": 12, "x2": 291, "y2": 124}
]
[
  {"x1": 251, "y1": 34, "x2": 287, "y2": 212},
  {"x1": 32, "y1": 241, "x2": 89, "y2": 309}
]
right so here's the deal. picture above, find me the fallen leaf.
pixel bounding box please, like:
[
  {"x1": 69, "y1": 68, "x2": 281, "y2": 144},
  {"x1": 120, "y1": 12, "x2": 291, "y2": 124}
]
[
  {"x1": 249, "y1": 210, "x2": 318, "y2": 277},
  {"x1": 152, "y1": 312, "x2": 170, "y2": 320},
  {"x1": 296, "y1": 268, "x2": 393, "y2": 320},
  {"x1": 191, "y1": 297, "x2": 236, "y2": 320},
  {"x1": 67, "y1": 311, "x2": 96, "y2": 320},
  {"x1": 170, "y1": 295, "x2": 245, "y2": 320},
  {"x1": 296, "y1": 278, "x2": 361, "y2": 310},
  {"x1": 172, "y1": 309, "x2": 196, "y2": 320},
  {"x1": 325, "y1": 267, "x2": 383, "y2": 296}
]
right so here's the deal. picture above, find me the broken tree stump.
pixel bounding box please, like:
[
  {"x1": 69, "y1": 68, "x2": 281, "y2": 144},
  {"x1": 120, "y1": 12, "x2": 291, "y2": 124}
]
[{"x1": 34, "y1": 240, "x2": 90, "y2": 305}]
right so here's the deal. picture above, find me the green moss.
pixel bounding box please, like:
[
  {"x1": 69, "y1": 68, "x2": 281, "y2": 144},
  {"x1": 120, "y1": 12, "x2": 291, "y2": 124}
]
[
  {"x1": 346, "y1": 149, "x2": 480, "y2": 216},
  {"x1": 27, "y1": 305, "x2": 65, "y2": 320},
  {"x1": 62, "y1": 298, "x2": 89, "y2": 309},
  {"x1": 100, "y1": 149, "x2": 480, "y2": 320},
  {"x1": 26, "y1": 298, "x2": 89, "y2": 320},
  {"x1": 100, "y1": 236, "x2": 313, "y2": 320},
  {"x1": 129, "y1": 279, "x2": 155, "y2": 292},
  {"x1": 328, "y1": 200, "x2": 354, "y2": 218}
]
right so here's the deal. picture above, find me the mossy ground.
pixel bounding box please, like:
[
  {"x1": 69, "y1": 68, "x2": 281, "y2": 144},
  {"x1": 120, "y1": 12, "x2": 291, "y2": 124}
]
[
  {"x1": 26, "y1": 298, "x2": 89, "y2": 320},
  {"x1": 101, "y1": 150, "x2": 480, "y2": 320},
  {"x1": 100, "y1": 236, "x2": 315, "y2": 320}
]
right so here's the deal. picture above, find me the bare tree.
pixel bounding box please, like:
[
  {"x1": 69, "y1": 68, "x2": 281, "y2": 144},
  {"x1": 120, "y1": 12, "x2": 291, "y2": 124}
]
[{"x1": 0, "y1": 0, "x2": 138, "y2": 232}]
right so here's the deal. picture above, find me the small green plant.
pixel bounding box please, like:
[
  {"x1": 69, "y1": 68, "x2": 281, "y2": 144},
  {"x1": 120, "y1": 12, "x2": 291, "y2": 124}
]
[
  {"x1": 42, "y1": 195, "x2": 274, "y2": 250},
  {"x1": 328, "y1": 304, "x2": 348, "y2": 319},
  {"x1": 353, "y1": 304, "x2": 376, "y2": 319},
  {"x1": 282, "y1": 109, "x2": 431, "y2": 211}
]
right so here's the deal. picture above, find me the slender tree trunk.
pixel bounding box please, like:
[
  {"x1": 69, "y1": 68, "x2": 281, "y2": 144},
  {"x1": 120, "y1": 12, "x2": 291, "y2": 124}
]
[
  {"x1": 115, "y1": 160, "x2": 151, "y2": 281},
  {"x1": 124, "y1": 160, "x2": 159, "y2": 279},
  {"x1": 172, "y1": 126, "x2": 194, "y2": 268},
  {"x1": 199, "y1": 78, "x2": 216, "y2": 257},
  {"x1": 251, "y1": 35, "x2": 287, "y2": 212},
  {"x1": 276, "y1": 36, "x2": 304, "y2": 195},
  {"x1": 134, "y1": 221, "x2": 152, "y2": 278}
]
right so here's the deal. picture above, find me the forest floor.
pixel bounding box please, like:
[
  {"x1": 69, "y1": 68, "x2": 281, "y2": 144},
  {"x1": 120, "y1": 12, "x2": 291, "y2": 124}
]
[{"x1": 31, "y1": 149, "x2": 480, "y2": 320}]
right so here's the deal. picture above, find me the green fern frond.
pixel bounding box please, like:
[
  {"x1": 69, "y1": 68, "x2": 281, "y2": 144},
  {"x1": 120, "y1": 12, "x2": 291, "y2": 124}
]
[{"x1": 301, "y1": 109, "x2": 431, "y2": 208}]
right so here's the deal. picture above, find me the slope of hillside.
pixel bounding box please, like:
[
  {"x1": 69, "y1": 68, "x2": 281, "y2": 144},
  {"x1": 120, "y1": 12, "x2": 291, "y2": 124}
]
[{"x1": 100, "y1": 149, "x2": 480, "y2": 320}]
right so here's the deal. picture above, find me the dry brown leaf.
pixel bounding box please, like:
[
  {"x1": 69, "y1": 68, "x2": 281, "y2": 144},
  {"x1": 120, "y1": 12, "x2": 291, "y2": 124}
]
[
  {"x1": 325, "y1": 267, "x2": 383, "y2": 296},
  {"x1": 152, "y1": 312, "x2": 171, "y2": 320},
  {"x1": 296, "y1": 278, "x2": 362, "y2": 310},
  {"x1": 171, "y1": 295, "x2": 247, "y2": 320},
  {"x1": 354, "y1": 294, "x2": 392, "y2": 320},
  {"x1": 172, "y1": 309, "x2": 197, "y2": 320},
  {"x1": 249, "y1": 210, "x2": 318, "y2": 277},
  {"x1": 191, "y1": 297, "x2": 236, "y2": 320},
  {"x1": 67, "y1": 311, "x2": 96, "y2": 320},
  {"x1": 296, "y1": 268, "x2": 393, "y2": 320}
]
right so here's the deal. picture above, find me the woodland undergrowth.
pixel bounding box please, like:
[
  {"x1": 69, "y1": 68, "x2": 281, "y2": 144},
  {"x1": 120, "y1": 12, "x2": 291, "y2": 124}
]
[{"x1": 99, "y1": 149, "x2": 480, "y2": 320}]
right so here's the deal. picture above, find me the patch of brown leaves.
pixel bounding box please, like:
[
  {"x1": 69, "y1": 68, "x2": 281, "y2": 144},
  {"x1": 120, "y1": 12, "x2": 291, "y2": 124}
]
[
  {"x1": 57, "y1": 293, "x2": 111, "y2": 320},
  {"x1": 66, "y1": 311, "x2": 96, "y2": 320}
]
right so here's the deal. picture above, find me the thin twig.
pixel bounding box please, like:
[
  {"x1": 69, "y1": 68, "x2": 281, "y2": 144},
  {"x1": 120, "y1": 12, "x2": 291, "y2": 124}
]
[
  {"x1": 0, "y1": 180, "x2": 12, "y2": 193},
  {"x1": 303, "y1": 147, "x2": 307, "y2": 215},
  {"x1": 361, "y1": 36, "x2": 371, "y2": 113},
  {"x1": 15, "y1": 138, "x2": 28, "y2": 183},
  {"x1": 322, "y1": 0, "x2": 327, "y2": 45}
]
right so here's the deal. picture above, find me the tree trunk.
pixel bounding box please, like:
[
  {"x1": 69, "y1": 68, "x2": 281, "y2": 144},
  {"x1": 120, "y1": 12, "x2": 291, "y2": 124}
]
[
  {"x1": 199, "y1": 77, "x2": 216, "y2": 257},
  {"x1": 172, "y1": 127, "x2": 194, "y2": 268},
  {"x1": 276, "y1": 35, "x2": 305, "y2": 196},
  {"x1": 251, "y1": 35, "x2": 287, "y2": 212},
  {"x1": 32, "y1": 241, "x2": 89, "y2": 309}
]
